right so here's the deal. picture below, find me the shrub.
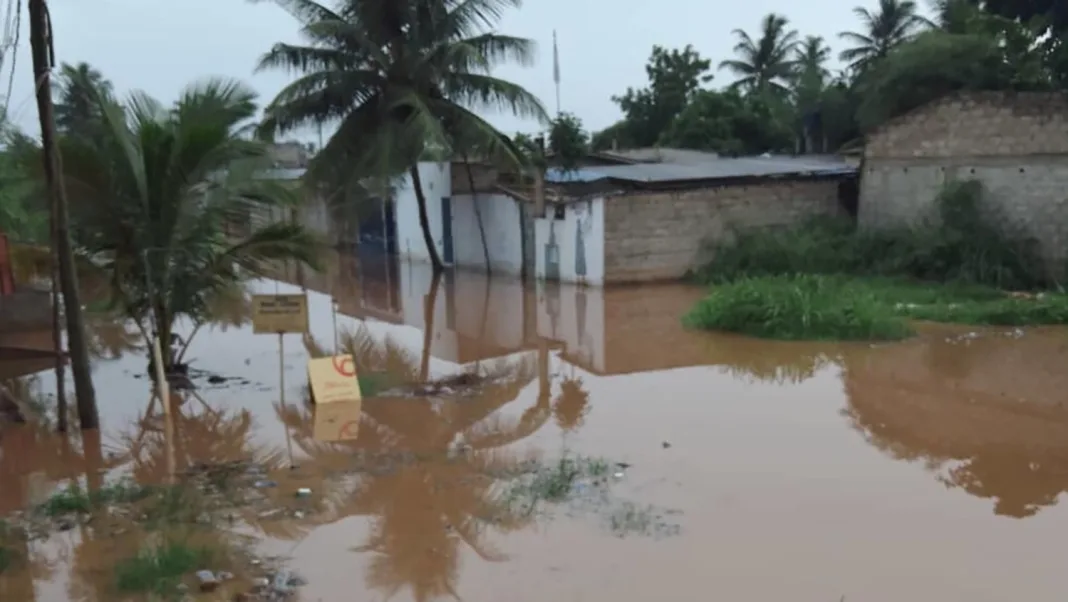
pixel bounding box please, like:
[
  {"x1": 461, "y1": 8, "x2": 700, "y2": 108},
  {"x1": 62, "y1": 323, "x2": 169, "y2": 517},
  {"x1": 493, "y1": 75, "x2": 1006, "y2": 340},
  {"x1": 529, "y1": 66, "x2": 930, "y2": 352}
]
[
  {"x1": 683, "y1": 275, "x2": 913, "y2": 341},
  {"x1": 694, "y1": 180, "x2": 1049, "y2": 290}
]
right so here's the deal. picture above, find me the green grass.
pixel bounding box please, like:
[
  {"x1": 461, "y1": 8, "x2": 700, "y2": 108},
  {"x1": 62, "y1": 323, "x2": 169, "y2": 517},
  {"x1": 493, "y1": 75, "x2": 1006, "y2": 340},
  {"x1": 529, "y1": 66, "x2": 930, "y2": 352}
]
[
  {"x1": 685, "y1": 275, "x2": 1068, "y2": 341},
  {"x1": 37, "y1": 480, "x2": 154, "y2": 517},
  {"x1": 114, "y1": 540, "x2": 213, "y2": 598},
  {"x1": 684, "y1": 275, "x2": 915, "y2": 341}
]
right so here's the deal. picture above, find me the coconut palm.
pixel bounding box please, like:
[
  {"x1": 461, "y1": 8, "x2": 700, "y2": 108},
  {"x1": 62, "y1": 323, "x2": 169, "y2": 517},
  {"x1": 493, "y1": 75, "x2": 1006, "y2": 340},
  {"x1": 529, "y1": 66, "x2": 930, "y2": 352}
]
[
  {"x1": 54, "y1": 62, "x2": 114, "y2": 142},
  {"x1": 718, "y1": 13, "x2": 800, "y2": 95},
  {"x1": 252, "y1": 0, "x2": 550, "y2": 272},
  {"x1": 792, "y1": 36, "x2": 833, "y2": 153},
  {"x1": 30, "y1": 77, "x2": 321, "y2": 373},
  {"x1": 839, "y1": 0, "x2": 934, "y2": 72}
]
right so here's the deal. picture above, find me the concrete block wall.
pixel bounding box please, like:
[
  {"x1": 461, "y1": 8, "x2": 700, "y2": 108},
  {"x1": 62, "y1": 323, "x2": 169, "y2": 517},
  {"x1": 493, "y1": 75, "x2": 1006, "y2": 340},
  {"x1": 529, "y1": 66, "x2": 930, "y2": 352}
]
[
  {"x1": 861, "y1": 92, "x2": 1068, "y2": 267},
  {"x1": 602, "y1": 179, "x2": 844, "y2": 283}
]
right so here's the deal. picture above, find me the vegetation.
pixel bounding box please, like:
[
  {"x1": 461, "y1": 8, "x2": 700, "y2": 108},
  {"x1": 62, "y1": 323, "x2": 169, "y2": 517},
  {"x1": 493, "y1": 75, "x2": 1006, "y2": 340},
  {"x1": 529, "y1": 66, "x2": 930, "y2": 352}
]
[
  {"x1": 33, "y1": 77, "x2": 321, "y2": 374},
  {"x1": 252, "y1": 0, "x2": 549, "y2": 272},
  {"x1": 687, "y1": 179, "x2": 1068, "y2": 339},
  {"x1": 577, "y1": 0, "x2": 1068, "y2": 156},
  {"x1": 684, "y1": 275, "x2": 915, "y2": 341},
  {"x1": 113, "y1": 540, "x2": 213, "y2": 597}
]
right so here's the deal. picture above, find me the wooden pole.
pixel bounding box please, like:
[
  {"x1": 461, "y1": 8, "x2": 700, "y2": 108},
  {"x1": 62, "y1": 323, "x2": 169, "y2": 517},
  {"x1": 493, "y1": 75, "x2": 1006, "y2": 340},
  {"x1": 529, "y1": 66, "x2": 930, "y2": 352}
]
[{"x1": 28, "y1": 0, "x2": 98, "y2": 429}]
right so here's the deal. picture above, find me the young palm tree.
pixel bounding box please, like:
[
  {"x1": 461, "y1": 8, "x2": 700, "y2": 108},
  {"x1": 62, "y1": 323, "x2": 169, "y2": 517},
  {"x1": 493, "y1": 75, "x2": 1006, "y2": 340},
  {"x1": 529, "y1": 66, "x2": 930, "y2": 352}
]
[
  {"x1": 38, "y1": 77, "x2": 321, "y2": 373},
  {"x1": 253, "y1": 0, "x2": 550, "y2": 272},
  {"x1": 718, "y1": 13, "x2": 800, "y2": 95},
  {"x1": 839, "y1": 0, "x2": 934, "y2": 72}
]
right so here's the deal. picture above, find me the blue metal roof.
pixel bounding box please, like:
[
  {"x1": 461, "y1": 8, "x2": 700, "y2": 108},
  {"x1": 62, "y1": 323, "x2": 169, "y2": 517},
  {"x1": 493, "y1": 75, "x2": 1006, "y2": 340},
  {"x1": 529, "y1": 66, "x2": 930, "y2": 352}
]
[{"x1": 545, "y1": 156, "x2": 855, "y2": 185}]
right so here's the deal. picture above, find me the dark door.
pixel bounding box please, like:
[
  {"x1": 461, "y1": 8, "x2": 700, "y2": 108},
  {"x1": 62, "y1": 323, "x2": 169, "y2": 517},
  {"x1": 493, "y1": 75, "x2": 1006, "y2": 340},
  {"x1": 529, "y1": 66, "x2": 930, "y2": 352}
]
[{"x1": 441, "y1": 197, "x2": 454, "y2": 264}]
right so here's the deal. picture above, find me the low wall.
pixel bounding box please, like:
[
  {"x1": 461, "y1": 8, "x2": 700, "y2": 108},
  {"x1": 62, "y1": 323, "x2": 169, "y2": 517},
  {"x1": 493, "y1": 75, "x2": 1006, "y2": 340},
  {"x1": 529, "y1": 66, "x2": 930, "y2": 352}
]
[{"x1": 602, "y1": 179, "x2": 846, "y2": 283}]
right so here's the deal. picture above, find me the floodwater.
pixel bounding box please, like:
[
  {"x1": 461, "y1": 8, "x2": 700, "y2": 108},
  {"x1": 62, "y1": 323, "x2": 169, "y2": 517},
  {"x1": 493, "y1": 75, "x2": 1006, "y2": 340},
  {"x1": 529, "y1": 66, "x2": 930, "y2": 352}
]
[{"x1": 4, "y1": 249, "x2": 1068, "y2": 601}]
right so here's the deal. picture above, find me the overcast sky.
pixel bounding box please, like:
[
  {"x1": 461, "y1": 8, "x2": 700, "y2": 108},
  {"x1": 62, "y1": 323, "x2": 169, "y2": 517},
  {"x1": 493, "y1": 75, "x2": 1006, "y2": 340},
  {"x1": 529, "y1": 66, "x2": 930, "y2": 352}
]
[{"x1": 1, "y1": 0, "x2": 933, "y2": 142}]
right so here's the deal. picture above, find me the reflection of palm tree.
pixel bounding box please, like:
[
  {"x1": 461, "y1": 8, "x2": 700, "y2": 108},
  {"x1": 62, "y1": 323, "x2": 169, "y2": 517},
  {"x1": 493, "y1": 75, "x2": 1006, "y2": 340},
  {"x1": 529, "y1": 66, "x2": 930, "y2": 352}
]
[
  {"x1": 281, "y1": 328, "x2": 552, "y2": 601},
  {"x1": 420, "y1": 272, "x2": 443, "y2": 381}
]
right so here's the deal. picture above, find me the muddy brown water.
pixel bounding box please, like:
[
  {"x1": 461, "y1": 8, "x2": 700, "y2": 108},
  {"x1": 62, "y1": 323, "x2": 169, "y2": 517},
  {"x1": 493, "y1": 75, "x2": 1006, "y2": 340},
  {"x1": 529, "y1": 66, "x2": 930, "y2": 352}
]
[{"x1": 3, "y1": 252, "x2": 1068, "y2": 601}]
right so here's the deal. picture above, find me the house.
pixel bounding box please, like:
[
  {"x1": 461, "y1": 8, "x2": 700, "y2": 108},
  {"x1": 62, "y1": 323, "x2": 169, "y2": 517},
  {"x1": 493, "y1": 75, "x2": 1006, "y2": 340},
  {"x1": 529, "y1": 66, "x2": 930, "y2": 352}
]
[
  {"x1": 390, "y1": 155, "x2": 856, "y2": 284},
  {"x1": 860, "y1": 92, "x2": 1068, "y2": 271}
]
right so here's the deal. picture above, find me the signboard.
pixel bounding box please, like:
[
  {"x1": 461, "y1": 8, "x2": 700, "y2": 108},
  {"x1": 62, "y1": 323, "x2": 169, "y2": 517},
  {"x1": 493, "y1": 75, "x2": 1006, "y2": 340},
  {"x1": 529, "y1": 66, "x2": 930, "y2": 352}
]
[
  {"x1": 251, "y1": 294, "x2": 309, "y2": 334},
  {"x1": 312, "y1": 400, "x2": 362, "y2": 442},
  {"x1": 307, "y1": 354, "x2": 362, "y2": 405}
]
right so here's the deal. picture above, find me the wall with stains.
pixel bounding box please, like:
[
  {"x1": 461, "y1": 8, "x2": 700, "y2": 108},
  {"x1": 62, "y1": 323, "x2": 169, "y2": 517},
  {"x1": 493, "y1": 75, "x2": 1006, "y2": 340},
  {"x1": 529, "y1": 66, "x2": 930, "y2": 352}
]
[
  {"x1": 861, "y1": 92, "x2": 1068, "y2": 271},
  {"x1": 602, "y1": 180, "x2": 844, "y2": 283},
  {"x1": 450, "y1": 193, "x2": 525, "y2": 275},
  {"x1": 394, "y1": 162, "x2": 450, "y2": 263},
  {"x1": 533, "y1": 198, "x2": 605, "y2": 286}
]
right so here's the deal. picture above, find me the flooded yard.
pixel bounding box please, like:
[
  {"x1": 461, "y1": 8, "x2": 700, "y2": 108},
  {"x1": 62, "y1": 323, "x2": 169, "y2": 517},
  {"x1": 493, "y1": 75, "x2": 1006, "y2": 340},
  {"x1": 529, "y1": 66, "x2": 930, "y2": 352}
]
[{"x1": 3, "y1": 251, "x2": 1068, "y2": 601}]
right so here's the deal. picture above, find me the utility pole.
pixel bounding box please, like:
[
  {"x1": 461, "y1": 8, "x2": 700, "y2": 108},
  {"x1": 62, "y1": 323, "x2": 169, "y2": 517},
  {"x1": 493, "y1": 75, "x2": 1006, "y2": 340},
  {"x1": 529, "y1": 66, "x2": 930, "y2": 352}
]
[{"x1": 28, "y1": 0, "x2": 98, "y2": 429}]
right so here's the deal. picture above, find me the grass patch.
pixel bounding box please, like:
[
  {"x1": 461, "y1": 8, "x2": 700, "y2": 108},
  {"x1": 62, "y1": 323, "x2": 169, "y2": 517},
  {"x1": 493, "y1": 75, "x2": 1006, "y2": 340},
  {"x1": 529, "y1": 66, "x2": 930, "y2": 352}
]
[
  {"x1": 685, "y1": 275, "x2": 1068, "y2": 340},
  {"x1": 684, "y1": 275, "x2": 914, "y2": 341},
  {"x1": 114, "y1": 540, "x2": 212, "y2": 597}
]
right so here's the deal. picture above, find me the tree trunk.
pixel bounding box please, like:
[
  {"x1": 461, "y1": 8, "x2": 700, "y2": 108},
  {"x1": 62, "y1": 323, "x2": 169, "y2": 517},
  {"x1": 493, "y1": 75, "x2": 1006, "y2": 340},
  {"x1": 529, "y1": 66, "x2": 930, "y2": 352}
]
[
  {"x1": 29, "y1": 0, "x2": 98, "y2": 429},
  {"x1": 409, "y1": 164, "x2": 444, "y2": 272},
  {"x1": 50, "y1": 209, "x2": 67, "y2": 432},
  {"x1": 461, "y1": 156, "x2": 491, "y2": 274},
  {"x1": 419, "y1": 270, "x2": 442, "y2": 382}
]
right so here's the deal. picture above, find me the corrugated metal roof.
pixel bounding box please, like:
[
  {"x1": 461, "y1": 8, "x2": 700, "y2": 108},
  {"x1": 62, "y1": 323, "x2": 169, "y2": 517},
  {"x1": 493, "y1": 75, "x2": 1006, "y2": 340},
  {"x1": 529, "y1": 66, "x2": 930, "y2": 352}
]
[{"x1": 545, "y1": 155, "x2": 855, "y2": 185}]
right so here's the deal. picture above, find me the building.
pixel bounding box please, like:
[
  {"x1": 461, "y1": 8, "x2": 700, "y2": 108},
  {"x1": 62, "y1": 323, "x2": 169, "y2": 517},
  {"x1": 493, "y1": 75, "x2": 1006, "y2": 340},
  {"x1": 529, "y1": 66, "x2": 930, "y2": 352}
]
[
  {"x1": 860, "y1": 92, "x2": 1068, "y2": 270},
  {"x1": 391, "y1": 155, "x2": 857, "y2": 285}
]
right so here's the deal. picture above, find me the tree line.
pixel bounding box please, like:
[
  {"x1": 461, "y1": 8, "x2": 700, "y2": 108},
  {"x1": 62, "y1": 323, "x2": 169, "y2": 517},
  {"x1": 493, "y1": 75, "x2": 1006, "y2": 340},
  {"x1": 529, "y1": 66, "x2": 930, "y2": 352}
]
[{"x1": 539, "y1": 0, "x2": 1068, "y2": 161}]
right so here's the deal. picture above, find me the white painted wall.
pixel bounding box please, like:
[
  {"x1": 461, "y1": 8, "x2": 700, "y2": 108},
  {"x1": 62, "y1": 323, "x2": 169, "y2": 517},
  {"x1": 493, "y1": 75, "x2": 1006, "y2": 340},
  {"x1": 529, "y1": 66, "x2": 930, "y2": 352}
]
[
  {"x1": 450, "y1": 193, "x2": 524, "y2": 275},
  {"x1": 535, "y1": 280, "x2": 605, "y2": 372},
  {"x1": 394, "y1": 162, "x2": 451, "y2": 263},
  {"x1": 533, "y1": 198, "x2": 605, "y2": 285}
]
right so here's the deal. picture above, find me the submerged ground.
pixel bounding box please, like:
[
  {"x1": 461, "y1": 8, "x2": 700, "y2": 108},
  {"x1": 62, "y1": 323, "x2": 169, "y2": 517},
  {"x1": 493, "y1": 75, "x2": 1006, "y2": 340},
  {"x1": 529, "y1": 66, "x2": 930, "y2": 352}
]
[{"x1": 3, "y1": 250, "x2": 1068, "y2": 601}]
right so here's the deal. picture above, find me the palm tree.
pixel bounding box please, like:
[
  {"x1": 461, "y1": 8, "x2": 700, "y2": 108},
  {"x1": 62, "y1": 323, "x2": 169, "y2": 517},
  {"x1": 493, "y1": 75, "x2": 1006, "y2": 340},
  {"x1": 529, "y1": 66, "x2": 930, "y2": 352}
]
[
  {"x1": 28, "y1": 77, "x2": 321, "y2": 374},
  {"x1": 839, "y1": 0, "x2": 934, "y2": 72},
  {"x1": 253, "y1": 0, "x2": 550, "y2": 272},
  {"x1": 53, "y1": 62, "x2": 114, "y2": 141},
  {"x1": 792, "y1": 36, "x2": 833, "y2": 153},
  {"x1": 718, "y1": 13, "x2": 800, "y2": 95}
]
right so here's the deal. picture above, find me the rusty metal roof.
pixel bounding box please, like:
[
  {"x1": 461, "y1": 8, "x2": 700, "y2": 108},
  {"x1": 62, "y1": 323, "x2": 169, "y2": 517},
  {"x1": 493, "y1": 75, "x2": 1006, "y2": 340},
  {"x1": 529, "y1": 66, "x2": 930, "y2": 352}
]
[{"x1": 545, "y1": 155, "x2": 855, "y2": 185}]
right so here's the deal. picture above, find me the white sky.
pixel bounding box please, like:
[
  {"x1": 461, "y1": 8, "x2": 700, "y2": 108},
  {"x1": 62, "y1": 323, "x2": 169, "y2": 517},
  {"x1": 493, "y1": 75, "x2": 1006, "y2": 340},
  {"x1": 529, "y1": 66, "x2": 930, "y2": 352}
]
[{"x1": 1, "y1": 0, "x2": 936, "y2": 142}]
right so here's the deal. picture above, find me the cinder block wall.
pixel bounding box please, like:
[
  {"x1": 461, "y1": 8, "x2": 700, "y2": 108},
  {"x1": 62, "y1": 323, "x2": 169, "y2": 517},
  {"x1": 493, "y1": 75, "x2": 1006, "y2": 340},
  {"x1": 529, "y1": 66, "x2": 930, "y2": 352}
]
[
  {"x1": 860, "y1": 92, "x2": 1068, "y2": 269},
  {"x1": 602, "y1": 179, "x2": 844, "y2": 283}
]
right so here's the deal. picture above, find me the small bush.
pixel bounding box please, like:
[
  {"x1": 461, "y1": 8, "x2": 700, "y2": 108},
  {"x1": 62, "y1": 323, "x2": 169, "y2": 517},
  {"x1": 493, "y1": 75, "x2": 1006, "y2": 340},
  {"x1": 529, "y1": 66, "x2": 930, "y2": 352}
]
[
  {"x1": 683, "y1": 275, "x2": 913, "y2": 341},
  {"x1": 694, "y1": 180, "x2": 1050, "y2": 291}
]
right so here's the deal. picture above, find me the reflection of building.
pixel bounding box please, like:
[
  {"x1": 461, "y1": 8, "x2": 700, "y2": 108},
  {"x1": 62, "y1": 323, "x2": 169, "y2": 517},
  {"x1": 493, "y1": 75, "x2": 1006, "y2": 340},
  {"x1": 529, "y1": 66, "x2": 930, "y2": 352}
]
[
  {"x1": 842, "y1": 328, "x2": 1068, "y2": 518},
  {"x1": 535, "y1": 282, "x2": 710, "y2": 375}
]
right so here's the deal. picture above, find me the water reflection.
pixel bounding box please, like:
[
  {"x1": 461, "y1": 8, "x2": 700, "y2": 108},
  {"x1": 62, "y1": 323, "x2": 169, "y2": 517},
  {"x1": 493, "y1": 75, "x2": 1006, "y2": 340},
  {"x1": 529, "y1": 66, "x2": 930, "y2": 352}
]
[
  {"x1": 271, "y1": 328, "x2": 550, "y2": 601},
  {"x1": 843, "y1": 327, "x2": 1068, "y2": 518}
]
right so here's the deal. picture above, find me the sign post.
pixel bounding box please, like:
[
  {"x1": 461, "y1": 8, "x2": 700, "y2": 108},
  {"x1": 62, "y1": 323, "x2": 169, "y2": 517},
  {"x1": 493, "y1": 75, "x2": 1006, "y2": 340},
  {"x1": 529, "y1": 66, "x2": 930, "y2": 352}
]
[{"x1": 250, "y1": 294, "x2": 310, "y2": 463}]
